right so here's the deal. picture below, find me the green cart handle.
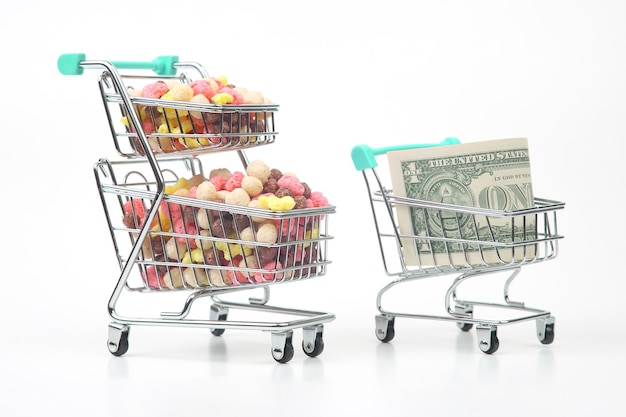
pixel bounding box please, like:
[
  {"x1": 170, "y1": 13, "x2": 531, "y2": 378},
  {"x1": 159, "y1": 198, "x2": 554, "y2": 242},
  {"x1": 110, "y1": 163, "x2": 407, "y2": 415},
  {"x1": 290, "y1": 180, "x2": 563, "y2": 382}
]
[
  {"x1": 57, "y1": 53, "x2": 179, "y2": 76},
  {"x1": 351, "y1": 137, "x2": 461, "y2": 171}
]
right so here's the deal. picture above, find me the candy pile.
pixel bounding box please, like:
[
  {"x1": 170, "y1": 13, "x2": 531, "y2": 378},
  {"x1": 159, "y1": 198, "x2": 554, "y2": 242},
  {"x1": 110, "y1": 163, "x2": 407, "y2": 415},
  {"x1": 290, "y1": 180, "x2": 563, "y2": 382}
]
[
  {"x1": 121, "y1": 76, "x2": 274, "y2": 154},
  {"x1": 121, "y1": 160, "x2": 331, "y2": 290}
]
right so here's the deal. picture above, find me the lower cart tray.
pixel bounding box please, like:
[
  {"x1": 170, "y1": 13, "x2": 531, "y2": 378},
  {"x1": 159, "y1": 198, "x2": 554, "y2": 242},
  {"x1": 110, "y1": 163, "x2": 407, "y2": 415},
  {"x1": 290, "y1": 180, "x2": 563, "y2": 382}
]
[{"x1": 95, "y1": 156, "x2": 336, "y2": 363}]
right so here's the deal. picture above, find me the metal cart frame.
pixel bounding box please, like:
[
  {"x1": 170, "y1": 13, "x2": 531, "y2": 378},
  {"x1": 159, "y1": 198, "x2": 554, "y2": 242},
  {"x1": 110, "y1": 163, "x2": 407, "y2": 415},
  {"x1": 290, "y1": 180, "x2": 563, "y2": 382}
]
[
  {"x1": 59, "y1": 54, "x2": 335, "y2": 363},
  {"x1": 351, "y1": 139, "x2": 564, "y2": 354}
]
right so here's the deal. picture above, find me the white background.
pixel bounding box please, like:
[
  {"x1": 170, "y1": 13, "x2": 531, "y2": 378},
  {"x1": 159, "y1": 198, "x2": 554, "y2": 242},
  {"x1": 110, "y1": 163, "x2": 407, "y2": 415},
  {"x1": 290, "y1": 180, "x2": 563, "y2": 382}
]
[{"x1": 1, "y1": 1, "x2": 624, "y2": 416}]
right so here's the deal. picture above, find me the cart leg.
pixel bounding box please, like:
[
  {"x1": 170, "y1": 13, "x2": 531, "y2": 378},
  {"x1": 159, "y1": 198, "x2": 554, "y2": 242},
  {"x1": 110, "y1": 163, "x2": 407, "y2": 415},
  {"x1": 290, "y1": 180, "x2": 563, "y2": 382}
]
[
  {"x1": 476, "y1": 324, "x2": 499, "y2": 354},
  {"x1": 209, "y1": 304, "x2": 229, "y2": 337},
  {"x1": 536, "y1": 315, "x2": 555, "y2": 345},
  {"x1": 302, "y1": 325, "x2": 325, "y2": 358},
  {"x1": 375, "y1": 314, "x2": 395, "y2": 343},
  {"x1": 108, "y1": 323, "x2": 130, "y2": 357},
  {"x1": 455, "y1": 303, "x2": 474, "y2": 331},
  {"x1": 271, "y1": 331, "x2": 295, "y2": 364}
]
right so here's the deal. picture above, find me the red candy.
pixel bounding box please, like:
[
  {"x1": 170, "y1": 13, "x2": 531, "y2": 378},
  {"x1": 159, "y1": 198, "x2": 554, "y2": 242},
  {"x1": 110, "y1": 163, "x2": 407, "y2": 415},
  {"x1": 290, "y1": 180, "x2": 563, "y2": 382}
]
[{"x1": 142, "y1": 120, "x2": 155, "y2": 134}]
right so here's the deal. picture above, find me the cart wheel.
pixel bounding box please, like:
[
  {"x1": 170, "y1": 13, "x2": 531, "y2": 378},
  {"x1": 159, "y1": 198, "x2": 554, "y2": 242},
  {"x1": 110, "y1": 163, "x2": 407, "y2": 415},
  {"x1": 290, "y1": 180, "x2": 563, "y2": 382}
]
[
  {"x1": 457, "y1": 322, "x2": 473, "y2": 332},
  {"x1": 210, "y1": 305, "x2": 228, "y2": 337},
  {"x1": 271, "y1": 331, "x2": 295, "y2": 364},
  {"x1": 302, "y1": 330, "x2": 324, "y2": 358},
  {"x1": 107, "y1": 323, "x2": 130, "y2": 357},
  {"x1": 375, "y1": 315, "x2": 395, "y2": 343},
  {"x1": 455, "y1": 304, "x2": 473, "y2": 331},
  {"x1": 476, "y1": 324, "x2": 499, "y2": 354},
  {"x1": 537, "y1": 316, "x2": 555, "y2": 345}
]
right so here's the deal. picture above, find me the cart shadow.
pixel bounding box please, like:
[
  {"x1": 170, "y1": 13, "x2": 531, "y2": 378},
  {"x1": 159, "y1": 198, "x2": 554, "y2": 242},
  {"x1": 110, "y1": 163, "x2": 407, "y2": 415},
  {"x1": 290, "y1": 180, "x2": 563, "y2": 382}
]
[
  {"x1": 455, "y1": 329, "x2": 475, "y2": 353},
  {"x1": 375, "y1": 342, "x2": 396, "y2": 379},
  {"x1": 208, "y1": 336, "x2": 228, "y2": 360}
]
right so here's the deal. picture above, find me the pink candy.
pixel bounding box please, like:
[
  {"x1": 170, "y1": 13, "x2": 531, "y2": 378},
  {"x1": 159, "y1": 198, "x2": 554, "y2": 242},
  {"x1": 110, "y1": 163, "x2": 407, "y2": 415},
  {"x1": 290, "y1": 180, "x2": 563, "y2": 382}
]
[
  {"x1": 189, "y1": 80, "x2": 216, "y2": 100},
  {"x1": 224, "y1": 171, "x2": 244, "y2": 191},
  {"x1": 142, "y1": 120, "x2": 155, "y2": 134},
  {"x1": 254, "y1": 261, "x2": 283, "y2": 283},
  {"x1": 173, "y1": 219, "x2": 198, "y2": 248},
  {"x1": 277, "y1": 175, "x2": 305, "y2": 196},
  {"x1": 123, "y1": 198, "x2": 145, "y2": 218},
  {"x1": 308, "y1": 191, "x2": 329, "y2": 207},
  {"x1": 218, "y1": 86, "x2": 244, "y2": 105},
  {"x1": 142, "y1": 266, "x2": 162, "y2": 289},
  {"x1": 276, "y1": 218, "x2": 298, "y2": 238},
  {"x1": 160, "y1": 201, "x2": 182, "y2": 223},
  {"x1": 210, "y1": 175, "x2": 226, "y2": 191},
  {"x1": 142, "y1": 82, "x2": 169, "y2": 99}
]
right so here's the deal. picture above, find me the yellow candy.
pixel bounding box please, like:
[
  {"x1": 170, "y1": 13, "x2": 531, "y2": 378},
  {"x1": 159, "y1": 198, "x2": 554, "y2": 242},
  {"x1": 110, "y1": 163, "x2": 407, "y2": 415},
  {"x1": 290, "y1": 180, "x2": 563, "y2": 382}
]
[
  {"x1": 158, "y1": 123, "x2": 179, "y2": 135},
  {"x1": 165, "y1": 177, "x2": 190, "y2": 194},
  {"x1": 217, "y1": 76, "x2": 228, "y2": 85},
  {"x1": 212, "y1": 93, "x2": 234, "y2": 105},
  {"x1": 215, "y1": 241, "x2": 252, "y2": 261},
  {"x1": 147, "y1": 207, "x2": 172, "y2": 231},
  {"x1": 258, "y1": 195, "x2": 296, "y2": 212},
  {"x1": 182, "y1": 248, "x2": 205, "y2": 264},
  {"x1": 177, "y1": 118, "x2": 201, "y2": 148},
  {"x1": 158, "y1": 91, "x2": 189, "y2": 118},
  {"x1": 174, "y1": 177, "x2": 189, "y2": 191}
]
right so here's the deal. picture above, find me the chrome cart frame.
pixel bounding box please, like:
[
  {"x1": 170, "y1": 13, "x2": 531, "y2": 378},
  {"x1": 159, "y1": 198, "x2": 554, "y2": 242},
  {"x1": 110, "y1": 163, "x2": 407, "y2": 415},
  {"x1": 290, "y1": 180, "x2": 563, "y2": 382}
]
[
  {"x1": 59, "y1": 54, "x2": 335, "y2": 363},
  {"x1": 351, "y1": 140, "x2": 564, "y2": 354}
]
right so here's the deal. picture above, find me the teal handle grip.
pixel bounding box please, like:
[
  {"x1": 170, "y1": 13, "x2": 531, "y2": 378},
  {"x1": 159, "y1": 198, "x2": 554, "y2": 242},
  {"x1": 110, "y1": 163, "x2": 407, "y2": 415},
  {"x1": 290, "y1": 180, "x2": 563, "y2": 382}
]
[
  {"x1": 57, "y1": 53, "x2": 179, "y2": 76},
  {"x1": 351, "y1": 137, "x2": 461, "y2": 171}
]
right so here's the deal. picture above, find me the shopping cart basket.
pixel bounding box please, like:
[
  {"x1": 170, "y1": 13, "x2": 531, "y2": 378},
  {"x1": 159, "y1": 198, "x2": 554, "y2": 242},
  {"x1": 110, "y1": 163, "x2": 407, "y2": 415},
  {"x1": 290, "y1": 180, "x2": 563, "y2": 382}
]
[
  {"x1": 351, "y1": 139, "x2": 564, "y2": 354},
  {"x1": 59, "y1": 54, "x2": 336, "y2": 363}
]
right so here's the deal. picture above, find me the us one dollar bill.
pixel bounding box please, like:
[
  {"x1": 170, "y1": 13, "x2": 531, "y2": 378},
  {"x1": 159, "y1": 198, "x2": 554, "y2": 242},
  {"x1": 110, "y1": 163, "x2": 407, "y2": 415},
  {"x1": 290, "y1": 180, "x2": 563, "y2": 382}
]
[{"x1": 387, "y1": 137, "x2": 537, "y2": 267}]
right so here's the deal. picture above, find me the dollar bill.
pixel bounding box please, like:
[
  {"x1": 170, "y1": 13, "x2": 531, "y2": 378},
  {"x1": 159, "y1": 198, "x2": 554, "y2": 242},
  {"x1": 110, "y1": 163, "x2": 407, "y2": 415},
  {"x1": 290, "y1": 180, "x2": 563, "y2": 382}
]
[{"x1": 387, "y1": 137, "x2": 536, "y2": 267}]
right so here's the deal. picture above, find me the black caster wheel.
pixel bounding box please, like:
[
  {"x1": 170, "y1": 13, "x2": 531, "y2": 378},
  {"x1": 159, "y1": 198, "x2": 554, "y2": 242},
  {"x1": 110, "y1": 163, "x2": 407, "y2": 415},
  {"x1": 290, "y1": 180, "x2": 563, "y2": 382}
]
[
  {"x1": 271, "y1": 332, "x2": 295, "y2": 364},
  {"x1": 455, "y1": 304, "x2": 473, "y2": 332},
  {"x1": 375, "y1": 315, "x2": 395, "y2": 343},
  {"x1": 108, "y1": 323, "x2": 130, "y2": 357},
  {"x1": 302, "y1": 329, "x2": 324, "y2": 358},
  {"x1": 477, "y1": 325, "x2": 499, "y2": 354},
  {"x1": 537, "y1": 316, "x2": 555, "y2": 345},
  {"x1": 457, "y1": 322, "x2": 473, "y2": 332},
  {"x1": 210, "y1": 305, "x2": 228, "y2": 336}
]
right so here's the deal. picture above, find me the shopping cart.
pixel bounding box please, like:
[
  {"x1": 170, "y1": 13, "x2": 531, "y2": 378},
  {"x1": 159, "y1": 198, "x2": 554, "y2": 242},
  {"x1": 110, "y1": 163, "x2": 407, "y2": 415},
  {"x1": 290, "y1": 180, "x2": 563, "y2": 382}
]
[
  {"x1": 351, "y1": 139, "x2": 564, "y2": 354},
  {"x1": 58, "y1": 54, "x2": 336, "y2": 363}
]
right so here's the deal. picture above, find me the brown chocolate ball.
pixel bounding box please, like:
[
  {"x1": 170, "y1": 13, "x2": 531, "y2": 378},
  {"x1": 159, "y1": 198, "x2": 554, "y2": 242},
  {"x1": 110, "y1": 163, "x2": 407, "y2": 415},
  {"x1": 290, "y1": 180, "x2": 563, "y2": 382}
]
[{"x1": 274, "y1": 187, "x2": 293, "y2": 198}]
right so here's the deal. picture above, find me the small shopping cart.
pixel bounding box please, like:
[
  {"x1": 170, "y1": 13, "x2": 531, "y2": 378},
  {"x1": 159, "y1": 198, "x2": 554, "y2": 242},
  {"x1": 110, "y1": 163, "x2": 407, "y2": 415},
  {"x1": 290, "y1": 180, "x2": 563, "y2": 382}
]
[
  {"x1": 351, "y1": 139, "x2": 564, "y2": 354},
  {"x1": 58, "y1": 54, "x2": 336, "y2": 363}
]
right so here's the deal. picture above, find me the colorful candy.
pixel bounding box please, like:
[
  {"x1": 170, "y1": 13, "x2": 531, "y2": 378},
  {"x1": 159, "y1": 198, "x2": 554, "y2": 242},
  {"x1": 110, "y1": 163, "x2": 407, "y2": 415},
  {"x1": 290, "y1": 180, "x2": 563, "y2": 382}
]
[{"x1": 127, "y1": 160, "x2": 330, "y2": 291}]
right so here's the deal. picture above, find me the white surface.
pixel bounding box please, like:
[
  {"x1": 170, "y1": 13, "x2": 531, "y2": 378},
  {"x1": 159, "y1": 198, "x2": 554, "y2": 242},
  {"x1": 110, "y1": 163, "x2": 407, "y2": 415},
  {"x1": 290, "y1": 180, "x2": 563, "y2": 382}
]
[{"x1": 1, "y1": 1, "x2": 624, "y2": 416}]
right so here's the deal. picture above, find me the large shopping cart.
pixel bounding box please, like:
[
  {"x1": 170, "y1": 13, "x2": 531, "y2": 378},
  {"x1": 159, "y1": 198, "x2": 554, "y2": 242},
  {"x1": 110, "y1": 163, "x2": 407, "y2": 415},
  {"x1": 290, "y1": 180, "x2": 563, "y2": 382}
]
[
  {"x1": 58, "y1": 54, "x2": 335, "y2": 363},
  {"x1": 351, "y1": 139, "x2": 564, "y2": 354}
]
